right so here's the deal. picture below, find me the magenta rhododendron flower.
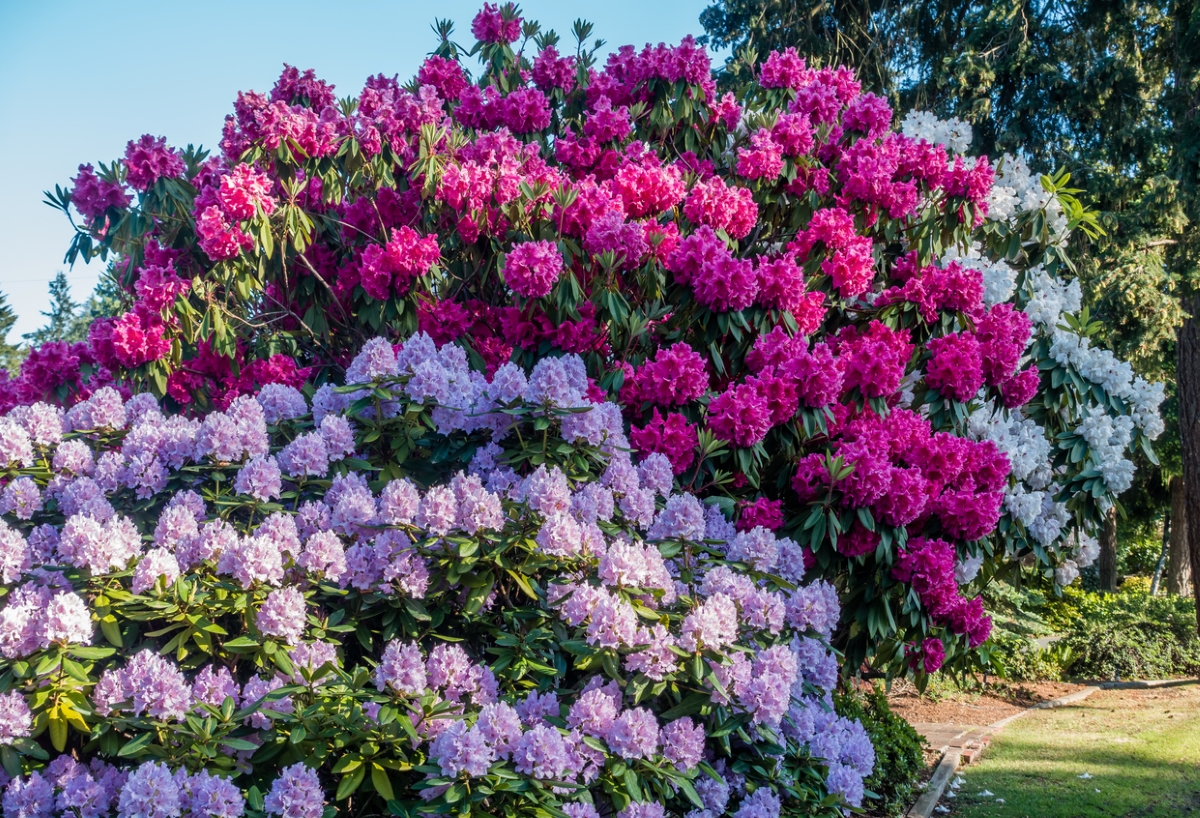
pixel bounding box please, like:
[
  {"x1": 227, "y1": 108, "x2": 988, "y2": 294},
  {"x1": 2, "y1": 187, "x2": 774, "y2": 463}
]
[
  {"x1": 123, "y1": 134, "x2": 186, "y2": 192},
  {"x1": 471, "y1": 2, "x2": 521, "y2": 44},
  {"x1": 758, "y1": 47, "x2": 808, "y2": 89},
  {"x1": 503, "y1": 240, "x2": 563, "y2": 298}
]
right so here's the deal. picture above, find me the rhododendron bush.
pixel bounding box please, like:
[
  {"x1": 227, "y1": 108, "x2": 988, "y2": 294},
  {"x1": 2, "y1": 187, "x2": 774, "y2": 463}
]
[
  {"x1": 0, "y1": 0, "x2": 1167, "y2": 812},
  {"x1": 0, "y1": 348, "x2": 869, "y2": 817}
]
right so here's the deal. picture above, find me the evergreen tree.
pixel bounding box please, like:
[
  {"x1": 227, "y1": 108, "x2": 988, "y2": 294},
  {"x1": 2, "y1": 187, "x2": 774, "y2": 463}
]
[
  {"x1": 20, "y1": 271, "x2": 123, "y2": 348},
  {"x1": 23, "y1": 271, "x2": 81, "y2": 347},
  {"x1": 0, "y1": 290, "x2": 22, "y2": 374},
  {"x1": 67, "y1": 275, "x2": 123, "y2": 343}
]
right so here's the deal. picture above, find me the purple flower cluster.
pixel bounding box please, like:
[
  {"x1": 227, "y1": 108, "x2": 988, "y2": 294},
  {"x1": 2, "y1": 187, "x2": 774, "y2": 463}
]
[
  {"x1": 0, "y1": 690, "x2": 31, "y2": 745},
  {"x1": 94, "y1": 650, "x2": 191, "y2": 720},
  {"x1": 234, "y1": 455, "x2": 283, "y2": 501},
  {"x1": 375, "y1": 639, "x2": 427, "y2": 694},
  {"x1": 263, "y1": 763, "x2": 324, "y2": 818},
  {"x1": 257, "y1": 586, "x2": 308, "y2": 645}
]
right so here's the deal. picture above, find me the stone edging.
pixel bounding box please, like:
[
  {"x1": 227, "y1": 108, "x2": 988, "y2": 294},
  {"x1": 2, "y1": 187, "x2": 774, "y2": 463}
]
[
  {"x1": 905, "y1": 749, "x2": 963, "y2": 818},
  {"x1": 903, "y1": 678, "x2": 1198, "y2": 818}
]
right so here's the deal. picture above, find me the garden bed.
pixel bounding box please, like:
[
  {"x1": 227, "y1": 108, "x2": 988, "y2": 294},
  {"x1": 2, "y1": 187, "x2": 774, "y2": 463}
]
[{"x1": 887, "y1": 679, "x2": 1088, "y2": 728}]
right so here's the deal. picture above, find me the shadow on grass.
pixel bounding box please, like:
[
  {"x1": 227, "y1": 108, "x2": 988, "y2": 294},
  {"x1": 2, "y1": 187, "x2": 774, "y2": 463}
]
[{"x1": 947, "y1": 693, "x2": 1200, "y2": 818}]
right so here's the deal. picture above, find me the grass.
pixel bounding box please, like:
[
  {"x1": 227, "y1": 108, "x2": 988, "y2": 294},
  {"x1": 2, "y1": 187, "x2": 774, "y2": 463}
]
[{"x1": 945, "y1": 686, "x2": 1200, "y2": 818}]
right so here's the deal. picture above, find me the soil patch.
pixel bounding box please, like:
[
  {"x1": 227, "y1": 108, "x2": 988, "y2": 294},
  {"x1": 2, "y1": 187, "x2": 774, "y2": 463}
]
[{"x1": 887, "y1": 679, "x2": 1087, "y2": 727}]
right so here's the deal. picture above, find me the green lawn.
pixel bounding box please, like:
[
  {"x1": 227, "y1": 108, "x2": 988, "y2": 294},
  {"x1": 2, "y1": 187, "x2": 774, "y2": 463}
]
[{"x1": 945, "y1": 686, "x2": 1200, "y2": 818}]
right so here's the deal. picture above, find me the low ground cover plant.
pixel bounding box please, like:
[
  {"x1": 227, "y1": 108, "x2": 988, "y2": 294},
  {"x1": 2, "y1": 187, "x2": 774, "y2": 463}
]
[{"x1": 984, "y1": 584, "x2": 1200, "y2": 682}]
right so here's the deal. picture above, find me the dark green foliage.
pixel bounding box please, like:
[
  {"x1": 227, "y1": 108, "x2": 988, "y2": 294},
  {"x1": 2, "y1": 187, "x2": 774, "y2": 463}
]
[
  {"x1": 980, "y1": 583, "x2": 1069, "y2": 681},
  {"x1": 1119, "y1": 535, "x2": 1163, "y2": 577},
  {"x1": 1062, "y1": 620, "x2": 1200, "y2": 681},
  {"x1": 834, "y1": 686, "x2": 925, "y2": 816},
  {"x1": 1058, "y1": 591, "x2": 1200, "y2": 680},
  {"x1": 987, "y1": 630, "x2": 1073, "y2": 682},
  {"x1": 983, "y1": 584, "x2": 1200, "y2": 680}
]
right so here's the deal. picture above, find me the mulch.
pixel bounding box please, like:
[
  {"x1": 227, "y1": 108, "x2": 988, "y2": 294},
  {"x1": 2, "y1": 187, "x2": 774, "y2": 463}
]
[{"x1": 886, "y1": 679, "x2": 1088, "y2": 727}]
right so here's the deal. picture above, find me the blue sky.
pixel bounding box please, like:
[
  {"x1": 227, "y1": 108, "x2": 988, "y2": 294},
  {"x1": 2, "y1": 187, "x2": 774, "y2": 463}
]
[{"x1": 0, "y1": 0, "x2": 723, "y2": 339}]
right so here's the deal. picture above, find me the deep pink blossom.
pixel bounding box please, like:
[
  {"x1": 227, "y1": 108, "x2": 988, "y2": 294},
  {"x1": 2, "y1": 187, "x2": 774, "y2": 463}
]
[
  {"x1": 756, "y1": 255, "x2": 808, "y2": 313},
  {"x1": 683, "y1": 175, "x2": 757, "y2": 239},
  {"x1": 111, "y1": 311, "x2": 171, "y2": 368},
  {"x1": 532, "y1": 46, "x2": 577, "y2": 92},
  {"x1": 623, "y1": 343, "x2": 709, "y2": 407},
  {"x1": 692, "y1": 255, "x2": 757, "y2": 312},
  {"x1": 471, "y1": 2, "x2": 522, "y2": 44},
  {"x1": 707, "y1": 383, "x2": 773, "y2": 447},
  {"x1": 758, "y1": 48, "x2": 808, "y2": 89},
  {"x1": 218, "y1": 164, "x2": 277, "y2": 221},
  {"x1": 918, "y1": 637, "x2": 945, "y2": 673},
  {"x1": 1001, "y1": 366, "x2": 1040, "y2": 408},
  {"x1": 613, "y1": 159, "x2": 686, "y2": 218},
  {"x1": 418, "y1": 56, "x2": 469, "y2": 100},
  {"x1": 738, "y1": 498, "x2": 783, "y2": 532},
  {"x1": 123, "y1": 135, "x2": 185, "y2": 191},
  {"x1": 837, "y1": 322, "x2": 911, "y2": 399},
  {"x1": 504, "y1": 241, "x2": 563, "y2": 298},
  {"x1": 70, "y1": 163, "x2": 131, "y2": 223},
  {"x1": 976, "y1": 304, "x2": 1032, "y2": 386},
  {"x1": 925, "y1": 332, "x2": 984, "y2": 403},
  {"x1": 630, "y1": 410, "x2": 698, "y2": 474}
]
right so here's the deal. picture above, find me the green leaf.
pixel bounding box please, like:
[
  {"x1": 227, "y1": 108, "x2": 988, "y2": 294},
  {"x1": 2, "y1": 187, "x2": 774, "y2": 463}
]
[
  {"x1": 223, "y1": 636, "x2": 261, "y2": 650},
  {"x1": 100, "y1": 617, "x2": 124, "y2": 648},
  {"x1": 0, "y1": 746, "x2": 19, "y2": 778},
  {"x1": 48, "y1": 708, "x2": 67, "y2": 752},
  {"x1": 336, "y1": 764, "x2": 367, "y2": 800},
  {"x1": 371, "y1": 763, "x2": 396, "y2": 801},
  {"x1": 118, "y1": 731, "x2": 155, "y2": 757},
  {"x1": 220, "y1": 737, "x2": 262, "y2": 751},
  {"x1": 659, "y1": 692, "x2": 709, "y2": 720}
]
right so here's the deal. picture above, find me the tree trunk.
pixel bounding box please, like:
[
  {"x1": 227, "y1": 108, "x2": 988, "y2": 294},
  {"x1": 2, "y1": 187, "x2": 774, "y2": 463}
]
[
  {"x1": 1167, "y1": 475, "x2": 1192, "y2": 596},
  {"x1": 1175, "y1": 296, "x2": 1200, "y2": 634},
  {"x1": 1150, "y1": 508, "x2": 1169, "y2": 596},
  {"x1": 1098, "y1": 505, "x2": 1119, "y2": 592}
]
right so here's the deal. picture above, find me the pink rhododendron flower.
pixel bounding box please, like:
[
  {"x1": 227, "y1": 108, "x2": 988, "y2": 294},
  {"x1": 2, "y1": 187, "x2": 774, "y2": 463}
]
[
  {"x1": 123, "y1": 134, "x2": 185, "y2": 192},
  {"x1": 504, "y1": 240, "x2": 562, "y2": 298}
]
